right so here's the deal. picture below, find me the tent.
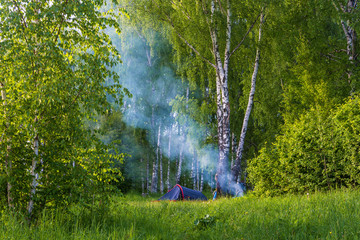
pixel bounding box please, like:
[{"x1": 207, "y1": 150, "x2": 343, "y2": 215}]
[{"x1": 158, "y1": 184, "x2": 208, "y2": 201}]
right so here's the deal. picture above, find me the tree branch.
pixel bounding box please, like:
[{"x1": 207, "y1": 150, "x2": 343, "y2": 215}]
[
  {"x1": 54, "y1": 0, "x2": 69, "y2": 43},
  {"x1": 152, "y1": 0, "x2": 216, "y2": 68},
  {"x1": 228, "y1": 12, "x2": 261, "y2": 59},
  {"x1": 215, "y1": 0, "x2": 226, "y2": 15},
  {"x1": 170, "y1": 1, "x2": 191, "y2": 20},
  {"x1": 12, "y1": 0, "x2": 29, "y2": 43}
]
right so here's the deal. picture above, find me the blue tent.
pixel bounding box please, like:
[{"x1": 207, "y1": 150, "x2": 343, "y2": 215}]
[{"x1": 158, "y1": 184, "x2": 208, "y2": 201}]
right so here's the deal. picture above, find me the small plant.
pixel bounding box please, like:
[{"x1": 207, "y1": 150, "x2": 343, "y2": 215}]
[{"x1": 194, "y1": 214, "x2": 216, "y2": 229}]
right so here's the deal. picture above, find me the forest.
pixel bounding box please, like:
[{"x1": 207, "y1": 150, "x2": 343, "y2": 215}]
[{"x1": 0, "y1": 0, "x2": 360, "y2": 238}]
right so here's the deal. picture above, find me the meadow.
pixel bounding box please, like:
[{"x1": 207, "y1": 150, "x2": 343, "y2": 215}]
[{"x1": 1, "y1": 189, "x2": 359, "y2": 240}]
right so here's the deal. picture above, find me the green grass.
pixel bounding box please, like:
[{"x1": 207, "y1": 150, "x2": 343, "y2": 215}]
[{"x1": 1, "y1": 189, "x2": 360, "y2": 239}]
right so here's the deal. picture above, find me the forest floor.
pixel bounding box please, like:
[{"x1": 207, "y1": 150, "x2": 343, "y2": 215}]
[{"x1": 1, "y1": 189, "x2": 359, "y2": 240}]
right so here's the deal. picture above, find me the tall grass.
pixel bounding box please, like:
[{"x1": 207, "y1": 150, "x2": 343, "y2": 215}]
[{"x1": 1, "y1": 189, "x2": 359, "y2": 239}]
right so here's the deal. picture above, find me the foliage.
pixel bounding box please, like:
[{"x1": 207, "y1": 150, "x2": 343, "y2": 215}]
[
  {"x1": 248, "y1": 96, "x2": 360, "y2": 196},
  {"x1": 0, "y1": 0, "x2": 126, "y2": 216}
]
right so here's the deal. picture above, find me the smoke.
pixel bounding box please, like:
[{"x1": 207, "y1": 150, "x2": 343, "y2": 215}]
[
  {"x1": 108, "y1": 20, "x2": 244, "y2": 195},
  {"x1": 108, "y1": 26, "x2": 222, "y2": 185}
]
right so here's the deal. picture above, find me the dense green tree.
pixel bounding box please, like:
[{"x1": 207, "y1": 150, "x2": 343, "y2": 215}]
[{"x1": 0, "y1": 0, "x2": 126, "y2": 218}]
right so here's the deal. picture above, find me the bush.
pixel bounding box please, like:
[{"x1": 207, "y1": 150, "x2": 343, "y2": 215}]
[{"x1": 248, "y1": 96, "x2": 360, "y2": 196}]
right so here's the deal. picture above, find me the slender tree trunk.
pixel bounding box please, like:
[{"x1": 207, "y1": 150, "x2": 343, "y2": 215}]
[
  {"x1": 231, "y1": 133, "x2": 236, "y2": 169},
  {"x1": 176, "y1": 130, "x2": 183, "y2": 184},
  {"x1": 191, "y1": 149, "x2": 196, "y2": 189},
  {"x1": 175, "y1": 123, "x2": 180, "y2": 173},
  {"x1": 28, "y1": 130, "x2": 39, "y2": 216},
  {"x1": 196, "y1": 155, "x2": 200, "y2": 191},
  {"x1": 140, "y1": 158, "x2": 144, "y2": 195},
  {"x1": 159, "y1": 135, "x2": 164, "y2": 193},
  {"x1": 166, "y1": 127, "x2": 171, "y2": 191},
  {"x1": 151, "y1": 123, "x2": 161, "y2": 193},
  {"x1": 232, "y1": 10, "x2": 265, "y2": 183},
  {"x1": 1, "y1": 83, "x2": 13, "y2": 209},
  {"x1": 146, "y1": 156, "x2": 150, "y2": 194},
  {"x1": 200, "y1": 168, "x2": 204, "y2": 192},
  {"x1": 335, "y1": 0, "x2": 357, "y2": 90},
  {"x1": 210, "y1": 170, "x2": 213, "y2": 192}
]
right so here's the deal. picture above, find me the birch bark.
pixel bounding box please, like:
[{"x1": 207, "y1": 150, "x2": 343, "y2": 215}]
[
  {"x1": 232, "y1": 10, "x2": 265, "y2": 183},
  {"x1": 200, "y1": 168, "x2": 204, "y2": 192},
  {"x1": 140, "y1": 158, "x2": 145, "y2": 195},
  {"x1": 196, "y1": 154, "x2": 200, "y2": 191},
  {"x1": 28, "y1": 129, "x2": 39, "y2": 216},
  {"x1": 151, "y1": 123, "x2": 161, "y2": 193},
  {"x1": 146, "y1": 156, "x2": 149, "y2": 194},
  {"x1": 333, "y1": 0, "x2": 357, "y2": 85},
  {"x1": 176, "y1": 130, "x2": 183, "y2": 184},
  {"x1": 150, "y1": 0, "x2": 261, "y2": 188},
  {"x1": 231, "y1": 133, "x2": 236, "y2": 169},
  {"x1": 208, "y1": 0, "x2": 231, "y2": 188},
  {"x1": 166, "y1": 126, "x2": 171, "y2": 191},
  {"x1": 191, "y1": 150, "x2": 196, "y2": 189},
  {"x1": 1, "y1": 83, "x2": 13, "y2": 208},
  {"x1": 159, "y1": 134, "x2": 164, "y2": 193}
]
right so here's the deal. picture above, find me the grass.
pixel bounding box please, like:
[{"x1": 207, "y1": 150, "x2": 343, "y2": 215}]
[{"x1": 1, "y1": 189, "x2": 360, "y2": 239}]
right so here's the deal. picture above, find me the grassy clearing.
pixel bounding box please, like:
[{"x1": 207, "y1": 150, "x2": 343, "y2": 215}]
[{"x1": 1, "y1": 189, "x2": 360, "y2": 239}]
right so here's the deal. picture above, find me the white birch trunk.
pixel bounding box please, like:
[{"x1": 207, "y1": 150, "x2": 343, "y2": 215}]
[
  {"x1": 28, "y1": 131, "x2": 39, "y2": 216},
  {"x1": 1, "y1": 83, "x2": 13, "y2": 208},
  {"x1": 191, "y1": 149, "x2": 196, "y2": 189},
  {"x1": 176, "y1": 131, "x2": 183, "y2": 184},
  {"x1": 196, "y1": 155, "x2": 200, "y2": 191},
  {"x1": 140, "y1": 158, "x2": 144, "y2": 195},
  {"x1": 209, "y1": 0, "x2": 231, "y2": 189},
  {"x1": 232, "y1": 10, "x2": 265, "y2": 183},
  {"x1": 200, "y1": 168, "x2": 204, "y2": 192},
  {"x1": 210, "y1": 170, "x2": 213, "y2": 191},
  {"x1": 231, "y1": 133, "x2": 236, "y2": 169},
  {"x1": 166, "y1": 127, "x2": 171, "y2": 191},
  {"x1": 159, "y1": 136, "x2": 164, "y2": 194},
  {"x1": 340, "y1": 1, "x2": 357, "y2": 82},
  {"x1": 151, "y1": 123, "x2": 161, "y2": 193},
  {"x1": 146, "y1": 156, "x2": 149, "y2": 194}
]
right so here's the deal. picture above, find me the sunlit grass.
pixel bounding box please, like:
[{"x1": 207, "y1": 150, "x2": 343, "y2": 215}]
[{"x1": 1, "y1": 189, "x2": 359, "y2": 239}]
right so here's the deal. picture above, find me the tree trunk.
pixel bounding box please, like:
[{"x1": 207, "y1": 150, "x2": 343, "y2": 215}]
[
  {"x1": 191, "y1": 148, "x2": 196, "y2": 189},
  {"x1": 210, "y1": 170, "x2": 213, "y2": 192},
  {"x1": 151, "y1": 123, "x2": 161, "y2": 193},
  {"x1": 231, "y1": 133, "x2": 236, "y2": 169},
  {"x1": 232, "y1": 10, "x2": 265, "y2": 183},
  {"x1": 176, "y1": 130, "x2": 183, "y2": 184},
  {"x1": 159, "y1": 137, "x2": 164, "y2": 193},
  {"x1": 146, "y1": 155, "x2": 150, "y2": 194},
  {"x1": 196, "y1": 154, "x2": 200, "y2": 191},
  {"x1": 166, "y1": 126, "x2": 171, "y2": 191},
  {"x1": 200, "y1": 168, "x2": 204, "y2": 192},
  {"x1": 140, "y1": 158, "x2": 145, "y2": 195},
  {"x1": 28, "y1": 131, "x2": 39, "y2": 216},
  {"x1": 208, "y1": 0, "x2": 232, "y2": 190},
  {"x1": 335, "y1": 0, "x2": 357, "y2": 91},
  {"x1": 1, "y1": 83, "x2": 13, "y2": 209}
]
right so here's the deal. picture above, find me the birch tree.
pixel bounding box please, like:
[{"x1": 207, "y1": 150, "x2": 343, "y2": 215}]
[
  {"x1": 232, "y1": 10, "x2": 265, "y2": 183},
  {"x1": 332, "y1": 0, "x2": 358, "y2": 91},
  {"x1": 166, "y1": 125, "x2": 172, "y2": 191},
  {"x1": 120, "y1": 0, "x2": 265, "y2": 189},
  {"x1": 151, "y1": 123, "x2": 161, "y2": 192},
  {"x1": 0, "y1": 0, "x2": 125, "y2": 218}
]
